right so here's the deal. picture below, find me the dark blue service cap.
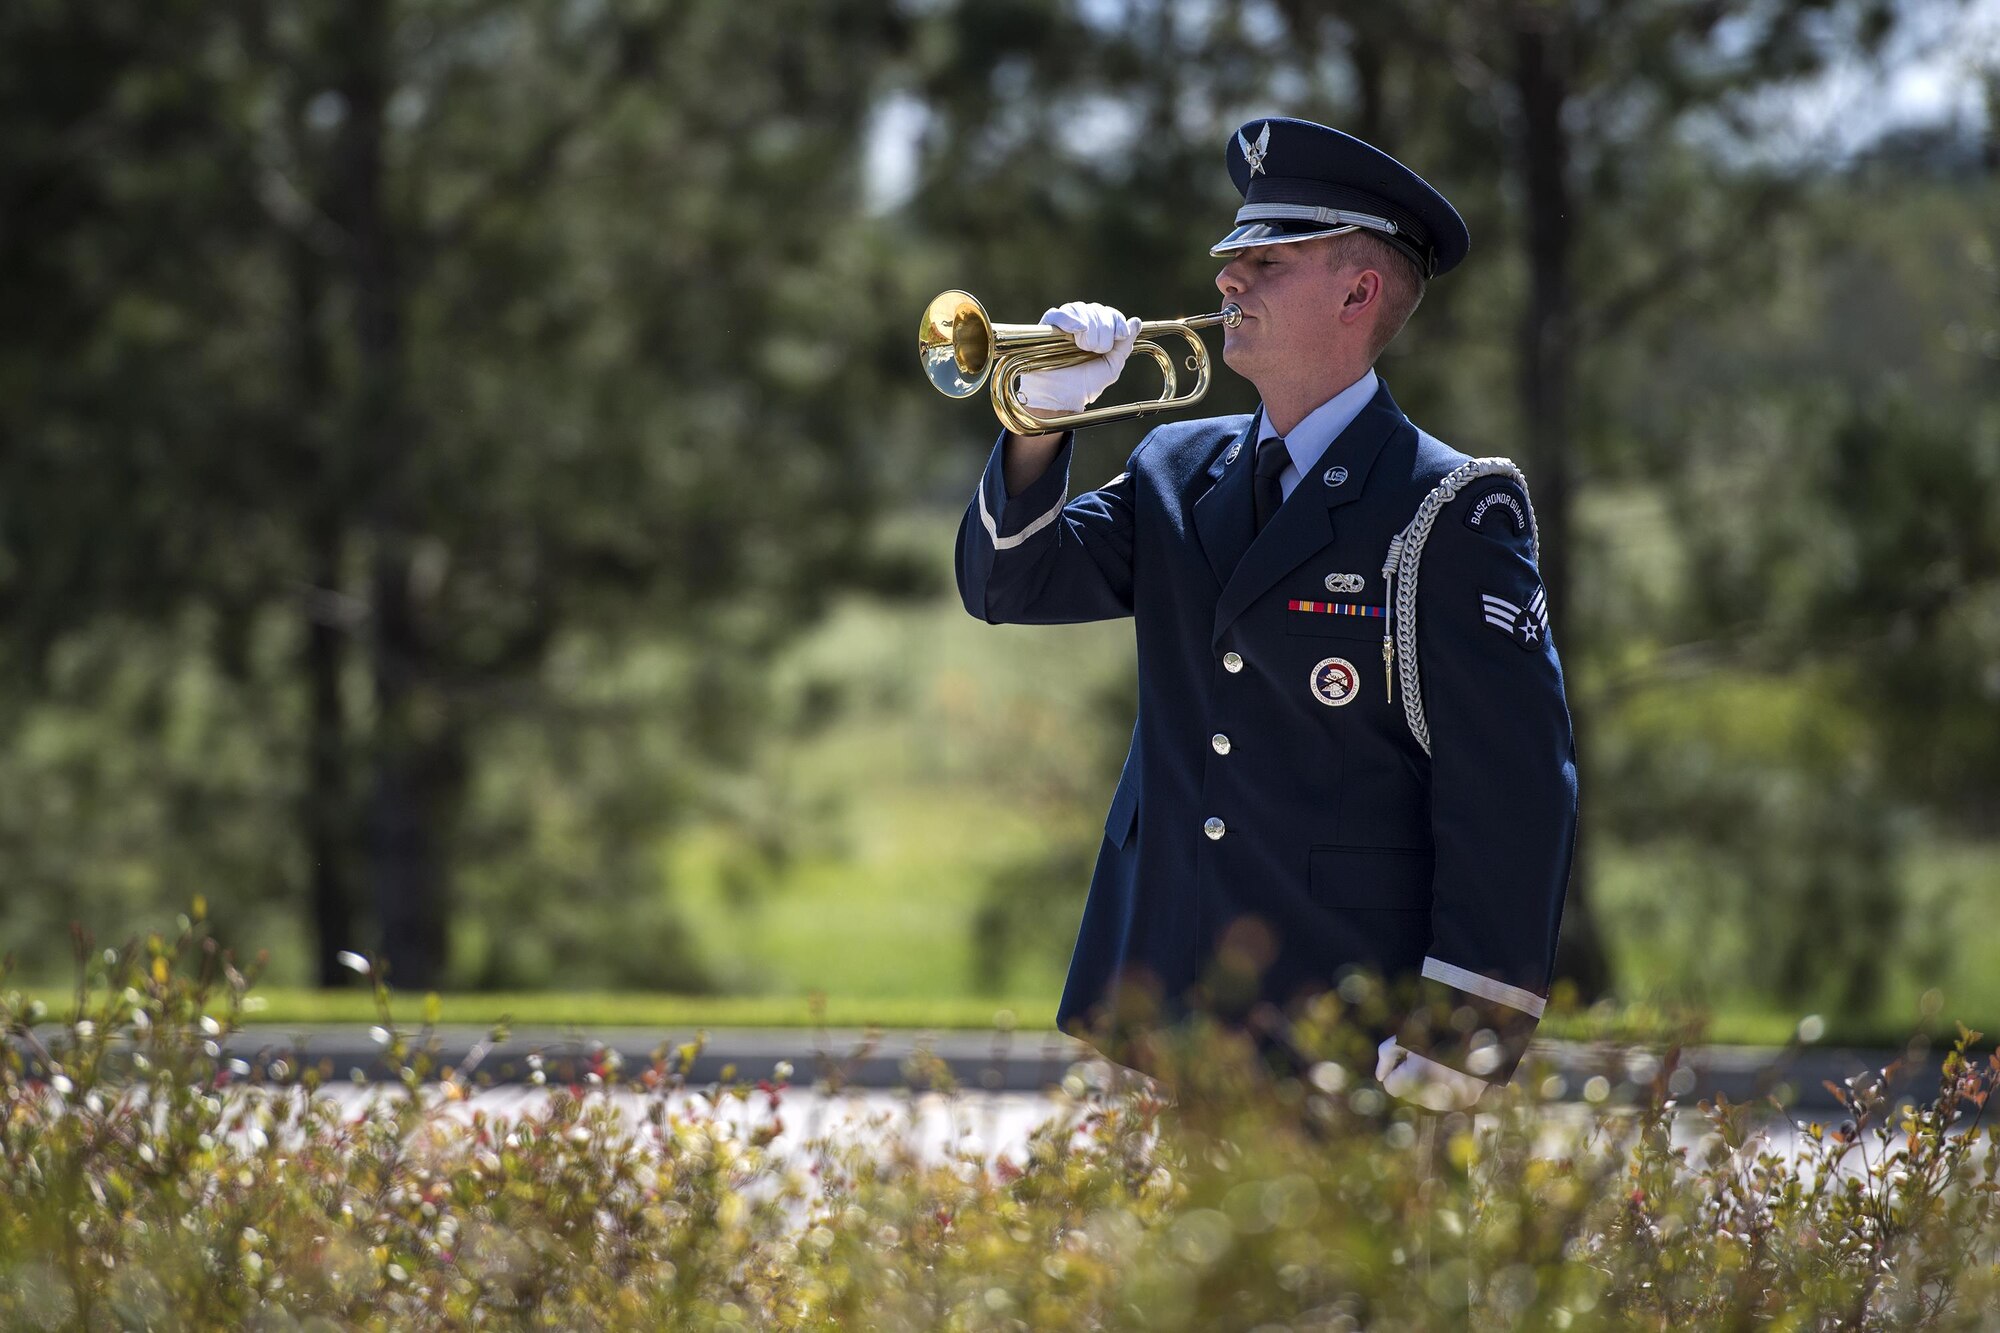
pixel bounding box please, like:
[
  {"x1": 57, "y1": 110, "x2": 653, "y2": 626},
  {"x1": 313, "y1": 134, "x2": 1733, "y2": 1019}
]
[{"x1": 1211, "y1": 117, "x2": 1470, "y2": 280}]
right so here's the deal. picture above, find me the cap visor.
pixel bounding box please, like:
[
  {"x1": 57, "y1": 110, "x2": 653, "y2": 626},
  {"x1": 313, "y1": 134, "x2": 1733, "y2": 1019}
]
[{"x1": 1209, "y1": 221, "x2": 1359, "y2": 257}]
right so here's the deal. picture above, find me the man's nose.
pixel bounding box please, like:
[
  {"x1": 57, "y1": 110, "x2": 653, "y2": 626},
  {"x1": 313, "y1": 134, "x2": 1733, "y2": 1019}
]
[{"x1": 1216, "y1": 262, "x2": 1245, "y2": 299}]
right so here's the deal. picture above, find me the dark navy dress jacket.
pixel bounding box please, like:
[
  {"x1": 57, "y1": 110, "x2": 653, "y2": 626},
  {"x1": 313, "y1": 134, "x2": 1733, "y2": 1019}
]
[{"x1": 955, "y1": 379, "x2": 1578, "y2": 1086}]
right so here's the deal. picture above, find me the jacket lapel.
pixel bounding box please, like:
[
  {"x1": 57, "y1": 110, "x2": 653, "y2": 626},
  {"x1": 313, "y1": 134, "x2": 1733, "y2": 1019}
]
[
  {"x1": 1190, "y1": 411, "x2": 1259, "y2": 587},
  {"x1": 1211, "y1": 381, "x2": 1409, "y2": 645}
]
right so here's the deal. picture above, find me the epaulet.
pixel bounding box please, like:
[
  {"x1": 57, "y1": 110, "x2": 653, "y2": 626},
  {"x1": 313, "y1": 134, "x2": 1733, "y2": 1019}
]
[{"x1": 1142, "y1": 414, "x2": 1256, "y2": 490}]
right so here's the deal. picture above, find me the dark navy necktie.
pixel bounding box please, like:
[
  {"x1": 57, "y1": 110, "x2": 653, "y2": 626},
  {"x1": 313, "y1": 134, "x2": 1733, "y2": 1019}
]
[{"x1": 1252, "y1": 435, "x2": 1288, "y2": 533}]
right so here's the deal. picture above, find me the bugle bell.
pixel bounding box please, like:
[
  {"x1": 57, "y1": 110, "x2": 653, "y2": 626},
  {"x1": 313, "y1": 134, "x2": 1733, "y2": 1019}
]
[{"x1": 917, "y1": 290, "x2": 1241, "y2": 435}]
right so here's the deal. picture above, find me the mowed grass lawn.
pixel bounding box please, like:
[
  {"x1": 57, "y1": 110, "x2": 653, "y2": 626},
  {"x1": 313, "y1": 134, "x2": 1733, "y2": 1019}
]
[{"x1": 663, "y1": 539, "x2": 1133, "y2": 1012}]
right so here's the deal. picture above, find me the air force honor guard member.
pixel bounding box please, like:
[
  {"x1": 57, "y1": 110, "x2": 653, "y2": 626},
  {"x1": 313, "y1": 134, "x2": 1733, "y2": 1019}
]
[{"x1": 954, "y1": 117, "x2": 1578, "y2": 1112}]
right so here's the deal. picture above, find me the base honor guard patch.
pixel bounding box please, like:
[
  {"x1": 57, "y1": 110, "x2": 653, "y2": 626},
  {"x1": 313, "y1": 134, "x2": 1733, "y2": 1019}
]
[
  {"x1": 1464, "y1": 485, "x2": 1529, "y2": 535},
  {"x1": 1481, "y1": 587, "x2": 1549, "y2": 650},
  {"x1": 1309, "y1": 657, "x2": 1360, "y2": 707}
]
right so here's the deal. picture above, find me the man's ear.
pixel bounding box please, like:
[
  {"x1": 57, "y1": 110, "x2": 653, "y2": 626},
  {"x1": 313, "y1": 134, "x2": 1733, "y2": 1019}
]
[{"x1": 1339, "y1": 269, "x2": 1383, "y2": 325}]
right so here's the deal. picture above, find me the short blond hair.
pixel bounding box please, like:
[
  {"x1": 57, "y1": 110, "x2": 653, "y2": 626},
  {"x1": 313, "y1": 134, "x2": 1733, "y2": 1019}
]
[{"x1": 1320, "y1": 231, "x2": 1426, "y2": 361}]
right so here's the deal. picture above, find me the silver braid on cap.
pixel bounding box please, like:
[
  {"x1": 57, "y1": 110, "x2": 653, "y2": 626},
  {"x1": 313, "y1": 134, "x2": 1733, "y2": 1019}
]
[{"x1": 1379, "y1": 458, "x2": 1539, "y2": 755}]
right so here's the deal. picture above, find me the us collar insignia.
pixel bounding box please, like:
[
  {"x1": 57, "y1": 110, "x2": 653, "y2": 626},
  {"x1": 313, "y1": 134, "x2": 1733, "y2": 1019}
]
[
  {"x1": 1324, "y1": 572, "x2": 1365, "y2": 594},
  {"x1": 1309, "y1": 656, "x2": 1359, "y2": 707},
  {"x1": 1481, "y1": 587, "x2": 1549, "y2": 650},
  {"x1": 1238, "y1": 123, "x2": 1271, "y2": 177},
  {"x1": 1323, "y1": 465, "x2": 1348, "y2": 487}
]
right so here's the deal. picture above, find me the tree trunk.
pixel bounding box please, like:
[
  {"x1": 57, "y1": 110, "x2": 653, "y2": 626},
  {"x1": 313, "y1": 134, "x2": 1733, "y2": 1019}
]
[
  {"x1": 291, "y1": 224, "x2": 358, "y2": 987},
  {"x1": 1348, "y1": 31, "x2": 1386, "y2": 149},
  {"x1": 332, "y1": 0, "x2": 453, "y2": 989},
  {"x1": 1986, "y1": 68, "x2": 1999, "y2": 173},
  {"x1": 1513, "y1": 13, "x2": 1611, "y2": 998},
  {"x1": 365, "y1": 552, "x2": 461, "y2": 990},
  {"x1": 304, "y1": 534, "x2": 355, "y2": 985}
]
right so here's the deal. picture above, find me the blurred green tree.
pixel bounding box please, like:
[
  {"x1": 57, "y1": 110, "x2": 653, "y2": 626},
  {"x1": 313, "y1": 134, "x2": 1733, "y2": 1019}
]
[
  {"x1": 4, "y1": 0, "x2": 1990, "y2": 1019},
  {"x1": 1587, "y1": 163, "x2": 2000, "y2": 1012},
  {"x1": 0, "y1": 0, "x2": 931, "y2": 987}
]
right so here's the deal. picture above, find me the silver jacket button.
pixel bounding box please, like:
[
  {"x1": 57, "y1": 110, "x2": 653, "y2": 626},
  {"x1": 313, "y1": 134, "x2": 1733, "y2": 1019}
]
[
  {"x1": 1222, "y1": 652, "x2": 1243, "y2": 673},
  {"x1": 1211, "y1": 733, "x2": 1231, "y2": 755},
  {"x1": 1203, "y1": 816, "x2": 1226, "y2": 840}
]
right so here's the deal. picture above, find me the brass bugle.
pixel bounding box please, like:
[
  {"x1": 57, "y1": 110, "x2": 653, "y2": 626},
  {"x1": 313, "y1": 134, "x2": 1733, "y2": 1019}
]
[{"x1": 918, "y1": 290, "x2": 1242, "y2": 435}]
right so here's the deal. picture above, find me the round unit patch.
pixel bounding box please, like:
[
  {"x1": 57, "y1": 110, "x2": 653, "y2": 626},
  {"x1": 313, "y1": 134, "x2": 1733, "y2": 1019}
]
[{"x1": 1309, "y1": 656, "x2": 1360, "y2": 707}]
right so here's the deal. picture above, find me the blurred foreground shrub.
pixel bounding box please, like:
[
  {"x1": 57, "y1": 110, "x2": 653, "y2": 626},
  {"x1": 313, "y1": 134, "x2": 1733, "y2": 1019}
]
[{"x1": 3, "y1": 915, "x2": 1998, "y2": 1331}]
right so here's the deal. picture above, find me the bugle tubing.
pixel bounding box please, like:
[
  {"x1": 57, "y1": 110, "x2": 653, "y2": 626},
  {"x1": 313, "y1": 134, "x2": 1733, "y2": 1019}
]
[{"x1": 918, "y1": 290, "x2": 1241, "y2": 435}]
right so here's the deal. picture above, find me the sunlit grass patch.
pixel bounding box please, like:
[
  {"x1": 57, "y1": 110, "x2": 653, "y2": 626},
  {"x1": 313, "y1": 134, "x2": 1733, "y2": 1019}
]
[
  {"x1": 14, "y1": 985, "x2": 1055, "y2": 1032},
  {"x1": 666, "y1": 580, "x2": 1123, "y2": 1001}
]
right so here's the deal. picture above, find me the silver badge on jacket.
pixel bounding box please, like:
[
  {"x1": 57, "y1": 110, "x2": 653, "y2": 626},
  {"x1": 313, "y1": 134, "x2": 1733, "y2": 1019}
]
[{"x1": 1309, "y1": 657, "x2": 1360, "y2": 707}]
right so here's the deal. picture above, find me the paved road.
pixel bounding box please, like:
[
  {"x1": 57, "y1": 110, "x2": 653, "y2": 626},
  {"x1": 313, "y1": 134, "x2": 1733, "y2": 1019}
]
[
  {"x1": 296, "y1": 1079, "x2": 1979, "y2": 1177},
  {"x1": 143, "y1": 1024, "x2": 1979, "y2": 1113}
]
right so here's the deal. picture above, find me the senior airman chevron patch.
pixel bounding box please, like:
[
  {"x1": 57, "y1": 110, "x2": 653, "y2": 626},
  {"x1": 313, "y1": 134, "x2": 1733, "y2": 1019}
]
[{"x1": 1481, "y1": 587, "x2": 1548, "y2": 650}]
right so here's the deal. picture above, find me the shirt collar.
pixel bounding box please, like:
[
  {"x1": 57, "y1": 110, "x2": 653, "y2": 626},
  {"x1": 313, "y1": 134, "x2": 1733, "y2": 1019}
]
[{"x1": 1255, "y1": 368, "x2": 1379, "y2": 479}]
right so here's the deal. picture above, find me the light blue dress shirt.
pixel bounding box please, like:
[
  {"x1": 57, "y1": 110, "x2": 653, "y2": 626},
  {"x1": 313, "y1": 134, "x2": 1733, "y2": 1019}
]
[{"x1": 1255, "y1": 368, "x2": 1380, "y2": 501}]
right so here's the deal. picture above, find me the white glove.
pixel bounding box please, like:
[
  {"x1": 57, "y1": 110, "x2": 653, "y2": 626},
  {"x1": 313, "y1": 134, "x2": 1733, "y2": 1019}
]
[
  {"x1": 1376, "y1": 1035, "x2": 1491, "y2": 1112},
  {"x1": 1013, "y1": 302, "x2": 1142, "y2": 415}
]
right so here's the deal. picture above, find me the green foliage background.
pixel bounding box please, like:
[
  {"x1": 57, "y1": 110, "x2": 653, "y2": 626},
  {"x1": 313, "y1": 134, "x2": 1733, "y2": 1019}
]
[{"x1": 2, "y1": 0, "x2": 1997, "y2": 1030}]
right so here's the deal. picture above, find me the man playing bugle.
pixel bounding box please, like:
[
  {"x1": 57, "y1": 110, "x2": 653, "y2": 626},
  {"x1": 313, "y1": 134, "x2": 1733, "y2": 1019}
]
[{"x1": 956, "y1": 118, "x2": 1577, "y2": 1112}]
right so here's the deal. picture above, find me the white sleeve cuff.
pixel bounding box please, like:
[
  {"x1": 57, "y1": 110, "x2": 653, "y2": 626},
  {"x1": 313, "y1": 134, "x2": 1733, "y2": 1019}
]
[
  {"x1": 1420, "y1": 956, "x2": 1547, "y2": 1018},
  {"x1": 977, "y1": 482, "x2": 1067, "y2": 550}
]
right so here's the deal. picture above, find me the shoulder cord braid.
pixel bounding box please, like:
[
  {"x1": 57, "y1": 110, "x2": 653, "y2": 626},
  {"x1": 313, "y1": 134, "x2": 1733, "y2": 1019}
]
[{"x1": 1378, "y1": 458, "x2": 1539, "y2": 756}]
